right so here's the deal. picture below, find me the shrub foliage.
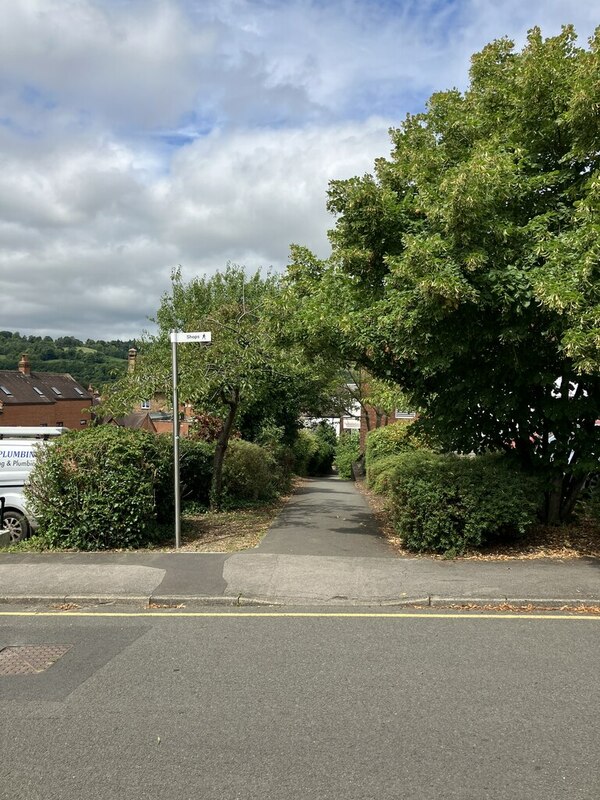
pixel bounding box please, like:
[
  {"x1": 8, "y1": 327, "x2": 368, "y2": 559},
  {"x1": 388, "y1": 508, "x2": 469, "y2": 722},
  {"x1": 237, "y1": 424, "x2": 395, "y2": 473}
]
[
  {"x1": 382, "y1": 451, "x2": 542, "y2": 556},
  {"x1": 365, "y1": 422, "x2": 428, "y2": 470},
  {"x1": 222, "y1": 440, "x2": 279, "y2": 503},
  {"x1": 335, "y1": 431, "x2": 360, "y2": 479},
  {"x1": 292, "y1": 424, "x2": 336, "y2": 476},
  {"x1": 26, "y1": 426, "x2": 172, "y2": 549}
]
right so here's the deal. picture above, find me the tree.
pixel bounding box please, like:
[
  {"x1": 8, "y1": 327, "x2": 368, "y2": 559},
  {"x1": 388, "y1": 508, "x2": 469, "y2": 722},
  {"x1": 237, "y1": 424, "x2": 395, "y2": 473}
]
[
  {"x1": 104, "y1": 266, "x2": 335, "y2": 509},
  {"x1": 289, "y1": 26, "x2": 600, "y2": 523}
]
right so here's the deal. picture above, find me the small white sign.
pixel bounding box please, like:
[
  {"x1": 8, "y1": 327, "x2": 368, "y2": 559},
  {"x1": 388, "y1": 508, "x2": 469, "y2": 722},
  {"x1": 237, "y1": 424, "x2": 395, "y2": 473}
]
[
  {"x1": 342, "y1": 417, "x2": 361, "y2": 430},
  {"x1": 170, "y1": 331, "x2": 212, "y2": 344}
]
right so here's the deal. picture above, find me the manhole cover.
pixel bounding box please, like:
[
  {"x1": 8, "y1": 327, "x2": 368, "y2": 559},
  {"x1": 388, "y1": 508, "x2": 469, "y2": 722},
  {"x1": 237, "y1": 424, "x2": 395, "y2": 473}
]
[{"x1": 0, "y1": 645, "x2": 71, "y2": 675}]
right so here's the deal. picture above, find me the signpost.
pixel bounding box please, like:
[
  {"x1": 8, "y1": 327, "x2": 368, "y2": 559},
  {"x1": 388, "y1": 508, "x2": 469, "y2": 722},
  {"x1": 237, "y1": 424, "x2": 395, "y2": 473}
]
[{"x1": 170, "y1": 330, "x2": 212, "y2": 548}]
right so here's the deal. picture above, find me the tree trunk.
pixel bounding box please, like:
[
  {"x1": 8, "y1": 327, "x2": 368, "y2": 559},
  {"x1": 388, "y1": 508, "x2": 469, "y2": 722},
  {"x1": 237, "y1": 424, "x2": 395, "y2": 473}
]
[
  {"x1": 560, "y1": 473, "x2": 589, "y2": 522},
  {"x1": 544, "y1": 471, "x2": 589, "y2": 525},
  {"x1": 545, "y1": 476, "x2": 563, "y2": 526},
  {"x1": 210, "y1": 389, "x2": 239, "y2": 511}
]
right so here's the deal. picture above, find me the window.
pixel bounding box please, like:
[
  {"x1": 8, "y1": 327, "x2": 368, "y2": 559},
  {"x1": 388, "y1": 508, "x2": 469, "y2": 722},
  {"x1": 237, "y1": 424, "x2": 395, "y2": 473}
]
[
  {"x1": 74, "y1": 387, "x2": 85, "y2": 396},
  {"x1": 80, "y1": 419, "x2": 87, "y2": 426},
  {"x1": 140, "y1": 400, "x2": 151, "y2": 410},
  {"x1": 51, "y1": 386, "x2": 63, "y2": 396},
  {"x1": 0, "y1": 385, "x2": 13, "y2": 396},
  {"x1": 33, "y1": 387, "x2": 45, "y2": 396}
]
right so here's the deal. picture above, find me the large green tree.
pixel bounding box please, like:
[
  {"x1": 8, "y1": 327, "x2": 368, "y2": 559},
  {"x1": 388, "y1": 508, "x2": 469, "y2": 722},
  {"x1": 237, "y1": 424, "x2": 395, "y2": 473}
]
[{"x1": 289, "y1": 26, "x2": 600, "y2": 523}]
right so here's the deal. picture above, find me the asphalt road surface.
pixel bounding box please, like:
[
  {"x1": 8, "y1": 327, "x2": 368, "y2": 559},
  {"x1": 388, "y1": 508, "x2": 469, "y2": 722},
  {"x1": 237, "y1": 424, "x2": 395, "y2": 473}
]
[{"x1": 1, "y1": 607, "x2": 598, "y2": 800}]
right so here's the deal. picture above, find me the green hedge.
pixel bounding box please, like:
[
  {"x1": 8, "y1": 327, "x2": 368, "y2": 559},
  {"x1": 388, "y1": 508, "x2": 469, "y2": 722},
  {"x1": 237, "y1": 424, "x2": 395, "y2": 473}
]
[
  {"x1": 254, "y1": 423, "x2": 295, "y2": 494},
  {"x1": 366, "y1": 454, "x2": 403, "y2": 494},
  {"x1": 292, "y1": 424, "x2": 336, "y2": 476},
  {"x1": 365, "y1": 422, "x2": 428, "y2": 479},
  {"x1": 334, "y1": 431, "x2": 360, "y2": 479},
  {"x1": 180, "y1": 438, "x2": 214, "y2": 506},
  {"x1": 222, "y1": 439, "x2": 279, "y2": 503},
  {"x1": 382, "y1": 451, "x2": 542, "y2": 556},
  {"x1": 26, "y1": 426, "x2": 172, "y2": 549}
]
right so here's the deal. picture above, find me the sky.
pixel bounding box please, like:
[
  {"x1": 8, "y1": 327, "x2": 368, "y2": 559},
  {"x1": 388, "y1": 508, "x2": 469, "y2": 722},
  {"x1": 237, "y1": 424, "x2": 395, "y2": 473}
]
[{"x1": 1, "y1": 0, "x2": 599, "y2": 341}]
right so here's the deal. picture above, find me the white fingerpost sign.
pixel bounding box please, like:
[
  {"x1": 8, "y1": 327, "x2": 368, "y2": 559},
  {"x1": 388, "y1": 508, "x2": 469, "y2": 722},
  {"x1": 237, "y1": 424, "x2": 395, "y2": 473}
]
[
  {"x1": 170, "y1": 330, "x2": 212, "y2": 548},
  {"x1": 170, "y1": 331, "x2": 212, "y2": 344}
]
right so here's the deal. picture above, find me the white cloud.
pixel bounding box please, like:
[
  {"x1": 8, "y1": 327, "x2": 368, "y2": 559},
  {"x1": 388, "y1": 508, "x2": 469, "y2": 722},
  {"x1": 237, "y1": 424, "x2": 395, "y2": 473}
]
[
  {"x1": 162, "y1": 119, "x2": 392, "y2": 264},
  {"x1": 0, "y1": 117, "x2": 392, "y2": 338}
]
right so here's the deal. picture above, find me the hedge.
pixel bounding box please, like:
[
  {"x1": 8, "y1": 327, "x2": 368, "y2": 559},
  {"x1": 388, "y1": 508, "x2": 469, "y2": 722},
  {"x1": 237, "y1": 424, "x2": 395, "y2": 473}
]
[
  {"x1": 222, "y1": 439, "x2": 279, "y2": 503},
  {"x1": 381, "y1": 451, "x2": 542, "y2": 556},
  {"x1": 334, "y1": 431, "x2": 360, "y2": 479},
  {"x1": 365, "y1": 422, "x2": 429, "y2": 481},
  {"x1": 292, "y1": 424, "x2": 336, "y2": 476},
  {"x1": 180, "y1": 438, "x2": 214, "y2": 506},
  {"x1": 26, "y1": 426, "x2": 172, "y2": 549}
]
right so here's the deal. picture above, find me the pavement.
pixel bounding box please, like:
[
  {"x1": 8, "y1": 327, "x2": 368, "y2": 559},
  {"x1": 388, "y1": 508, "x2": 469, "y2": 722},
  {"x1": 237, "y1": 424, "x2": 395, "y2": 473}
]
[{"x1": 0, "y1": 476, "x2": 598, "y2": 608}]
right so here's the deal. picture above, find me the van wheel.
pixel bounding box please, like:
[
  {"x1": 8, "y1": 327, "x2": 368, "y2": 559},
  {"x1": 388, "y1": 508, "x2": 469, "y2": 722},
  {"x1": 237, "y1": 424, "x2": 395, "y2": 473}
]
[{"x1": 2, "y1": 510, "x2": 30, "y2": 543}]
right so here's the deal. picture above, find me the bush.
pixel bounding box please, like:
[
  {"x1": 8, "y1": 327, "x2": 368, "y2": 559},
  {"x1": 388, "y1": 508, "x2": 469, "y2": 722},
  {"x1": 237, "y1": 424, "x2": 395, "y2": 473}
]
[
  {"x1": 335, "y1": 431, "x2": 360, "y2": 479},
  {"x1": 365, "y1": 422, "x2": 429, "y2": 479},
  {"x1": 26, "y1": 426, "x2": 172, "y2": 549},
  {"x1": 291, "y1": 429, "x2": 317, "y2": 476},
  {"x1": 307, "y1": 422, "x2": 336, "y2": 476},
  {"x1": 382, "y1": 451, "x2": 542, "y2": 556},
  {"x1": 291, "y1": 424, "x2": 335, "y2": 476},
  {"x1": 222, "y1": 439, "x2": 278, "y2": 504},
  {"x1": 367, "y1": 454, "x2": 403, "y2": 494},
  {"x1": 254, "y1": 423, "x2": 295, "y2": 494},
  {"x1": 179, "y1": 438, "x2": 214, "y2": 506},
  {"x1": 577, "y1": 474, "x2": 600, "y2": 522}
]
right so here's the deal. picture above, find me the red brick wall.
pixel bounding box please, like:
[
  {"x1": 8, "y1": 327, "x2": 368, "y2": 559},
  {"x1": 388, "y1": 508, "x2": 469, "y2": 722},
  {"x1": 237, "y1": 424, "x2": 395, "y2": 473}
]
[
  {"x1": 0, "y1": 399, "x2": 93, "y2": 429},
  {"x1": 360, "y1": 409, "x2": 414, "y2": 451}
]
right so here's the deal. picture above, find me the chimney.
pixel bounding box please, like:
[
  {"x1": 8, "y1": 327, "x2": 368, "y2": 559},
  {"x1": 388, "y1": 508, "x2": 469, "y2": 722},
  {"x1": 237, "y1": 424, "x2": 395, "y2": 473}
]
[
  {"x1": 128, "y1": 347, "x2": 137, "y2": 374},
  {"x1": 18, "y1": 353, "x2": 31, "y2": 376}
]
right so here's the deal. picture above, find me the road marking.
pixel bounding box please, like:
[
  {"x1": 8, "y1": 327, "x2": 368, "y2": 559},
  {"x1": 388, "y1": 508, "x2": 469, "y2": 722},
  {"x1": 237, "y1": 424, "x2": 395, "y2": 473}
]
[{"x1": 0, "y1": 611, "x2": 598, "y2": 620}]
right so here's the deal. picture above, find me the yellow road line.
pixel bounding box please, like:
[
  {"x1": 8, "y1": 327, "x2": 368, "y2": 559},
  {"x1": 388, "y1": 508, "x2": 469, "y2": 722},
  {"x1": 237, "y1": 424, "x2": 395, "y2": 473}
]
[{"x1": 0, "y1": 611, "x2": 598, "y2": 620}]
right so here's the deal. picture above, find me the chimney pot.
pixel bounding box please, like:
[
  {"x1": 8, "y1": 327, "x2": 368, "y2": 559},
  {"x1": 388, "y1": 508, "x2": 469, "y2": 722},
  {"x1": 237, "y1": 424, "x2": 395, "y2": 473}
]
[
  {"x1": 18, "y1": 353, "x2": 31, "y2": 376},
  {"x1": 128, "y1": 347, "x2": 138, "y2": 374}
]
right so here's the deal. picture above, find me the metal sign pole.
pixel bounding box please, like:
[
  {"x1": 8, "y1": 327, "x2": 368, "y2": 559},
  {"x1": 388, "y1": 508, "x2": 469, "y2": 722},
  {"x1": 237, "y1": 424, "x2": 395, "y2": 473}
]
[
  {"x1": 170, "y1": 330, "x2": 212, "y2": 549},
  {"x1": 171, "y1": 329, "x2": 182, "y2": 549}
]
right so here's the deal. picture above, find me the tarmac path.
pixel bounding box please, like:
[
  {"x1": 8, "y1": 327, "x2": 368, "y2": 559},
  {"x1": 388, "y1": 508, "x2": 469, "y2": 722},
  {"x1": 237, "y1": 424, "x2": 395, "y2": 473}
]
[{"x1": 256, "y1": 475, "x2": 394, "y2": 558}]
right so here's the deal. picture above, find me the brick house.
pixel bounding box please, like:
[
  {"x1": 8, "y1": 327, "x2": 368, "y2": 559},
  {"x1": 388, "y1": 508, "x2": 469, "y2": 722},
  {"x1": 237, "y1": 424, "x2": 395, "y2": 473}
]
[{"x1": 0, "y1": 354, "x2": 92, "y2": 428}]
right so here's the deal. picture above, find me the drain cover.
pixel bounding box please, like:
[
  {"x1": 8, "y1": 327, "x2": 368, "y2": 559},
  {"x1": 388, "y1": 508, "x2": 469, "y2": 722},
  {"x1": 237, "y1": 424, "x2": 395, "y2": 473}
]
[{"x1": 0, "y1": 645, "x2": 71, "y2": 675}]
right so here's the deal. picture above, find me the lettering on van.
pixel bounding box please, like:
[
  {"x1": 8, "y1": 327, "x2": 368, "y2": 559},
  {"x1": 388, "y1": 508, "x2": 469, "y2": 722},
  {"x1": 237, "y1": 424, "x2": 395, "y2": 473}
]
[{"x1": 0, "y1": 449, "x2": 36, "y2": 468}]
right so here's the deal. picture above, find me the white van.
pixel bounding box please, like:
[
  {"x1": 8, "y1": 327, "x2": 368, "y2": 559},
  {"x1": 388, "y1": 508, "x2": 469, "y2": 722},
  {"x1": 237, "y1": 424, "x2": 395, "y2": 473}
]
[{"x1": 0, "y1": 427, "x2": 67, "y2": 543}]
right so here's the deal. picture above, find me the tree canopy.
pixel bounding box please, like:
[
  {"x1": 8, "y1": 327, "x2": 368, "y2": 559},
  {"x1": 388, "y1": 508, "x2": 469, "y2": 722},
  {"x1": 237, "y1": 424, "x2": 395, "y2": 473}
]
[
  {"x1": 288, "y1": 26, "x2": 600, "y2": 522},
  {"x1": 105, "y1": 265, "x2": 338, "y2": 508}
]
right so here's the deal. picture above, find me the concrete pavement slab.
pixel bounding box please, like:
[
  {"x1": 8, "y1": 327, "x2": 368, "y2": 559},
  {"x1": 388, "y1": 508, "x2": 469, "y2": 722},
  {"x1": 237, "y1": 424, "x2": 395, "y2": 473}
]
[
  {"x1": 222, "y1": 552, "x2": 600, "y2": 605},
  {"x1": 0, "y1": 563, "x2": 164, "y2": 601}
]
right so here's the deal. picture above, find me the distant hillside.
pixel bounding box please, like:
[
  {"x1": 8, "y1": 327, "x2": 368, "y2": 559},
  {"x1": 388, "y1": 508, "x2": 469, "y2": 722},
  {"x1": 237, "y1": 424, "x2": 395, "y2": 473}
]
[{"x1": 0, "y1": 331, "x2": 135, "y2": 388}]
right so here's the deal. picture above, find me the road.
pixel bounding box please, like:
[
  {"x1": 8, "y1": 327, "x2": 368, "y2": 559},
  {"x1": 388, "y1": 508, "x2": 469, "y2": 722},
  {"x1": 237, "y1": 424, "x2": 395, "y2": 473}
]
[{"x1": 1, "y1": 607, "x2": 598, "y2": 800}]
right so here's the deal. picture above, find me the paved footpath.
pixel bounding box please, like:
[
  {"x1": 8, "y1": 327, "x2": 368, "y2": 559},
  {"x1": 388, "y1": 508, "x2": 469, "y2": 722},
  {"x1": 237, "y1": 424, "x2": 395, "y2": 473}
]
[
  {"x1": 0, "y1": 477, "x2": 599, "y2": 607},
  {"x1": 256, "y1": 475, "x2": 394, "y2": 557}
]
